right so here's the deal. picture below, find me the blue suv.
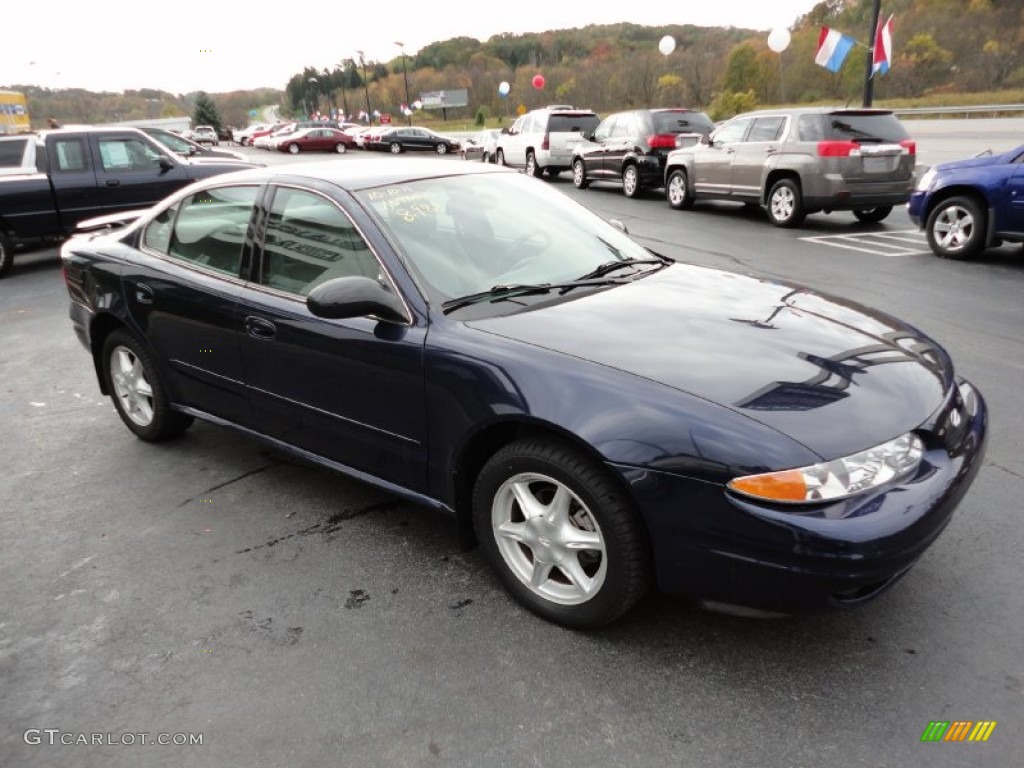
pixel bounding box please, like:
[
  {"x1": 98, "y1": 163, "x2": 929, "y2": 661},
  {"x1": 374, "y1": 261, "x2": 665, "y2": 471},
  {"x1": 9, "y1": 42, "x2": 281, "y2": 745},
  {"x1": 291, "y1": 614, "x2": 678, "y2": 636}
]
[{"x1": 908, "y1": 143, "x2": 1024, "y2": 259}]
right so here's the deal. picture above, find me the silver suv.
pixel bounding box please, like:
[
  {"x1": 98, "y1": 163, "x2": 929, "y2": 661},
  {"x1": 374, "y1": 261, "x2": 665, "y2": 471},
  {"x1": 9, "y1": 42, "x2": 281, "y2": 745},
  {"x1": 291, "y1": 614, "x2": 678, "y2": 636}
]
[
  {"x1": 663, "y1": 107, "x2": 916, "y2": 227},
  {"x1": 496, "y1": 108, "x2": 600, "y2": 178}
]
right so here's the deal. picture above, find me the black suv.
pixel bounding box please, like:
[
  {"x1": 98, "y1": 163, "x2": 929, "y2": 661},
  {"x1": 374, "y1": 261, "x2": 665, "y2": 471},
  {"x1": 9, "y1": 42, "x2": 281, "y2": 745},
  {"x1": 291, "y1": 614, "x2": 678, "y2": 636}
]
[{"x1": 572, "y1": 108, "x2": 715, "y2": 197}]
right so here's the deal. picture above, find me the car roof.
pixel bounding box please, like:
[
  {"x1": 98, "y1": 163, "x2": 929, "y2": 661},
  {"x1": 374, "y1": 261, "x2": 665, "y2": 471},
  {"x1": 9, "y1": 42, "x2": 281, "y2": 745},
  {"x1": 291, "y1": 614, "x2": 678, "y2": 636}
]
[
  {"x1": 729, "y1": 106, "x2": 896, "y2": 119},
  {"x1": 206, "y1": 157, "x2": 516, "y2": 191}
]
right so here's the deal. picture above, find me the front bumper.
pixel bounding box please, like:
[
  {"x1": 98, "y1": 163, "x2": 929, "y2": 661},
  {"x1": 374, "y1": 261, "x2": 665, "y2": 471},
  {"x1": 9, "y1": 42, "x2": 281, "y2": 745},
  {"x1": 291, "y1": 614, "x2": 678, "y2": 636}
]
[{"x1": 614, "y1": 378, "x2": 988, "y2": 614}]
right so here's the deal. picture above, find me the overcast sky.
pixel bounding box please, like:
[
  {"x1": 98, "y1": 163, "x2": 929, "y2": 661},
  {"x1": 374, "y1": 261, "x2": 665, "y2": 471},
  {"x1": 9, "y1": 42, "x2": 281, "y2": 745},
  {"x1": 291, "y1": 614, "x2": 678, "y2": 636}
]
[{"x1": 2, "y1": 1, "x2": 820, "y2": 94}]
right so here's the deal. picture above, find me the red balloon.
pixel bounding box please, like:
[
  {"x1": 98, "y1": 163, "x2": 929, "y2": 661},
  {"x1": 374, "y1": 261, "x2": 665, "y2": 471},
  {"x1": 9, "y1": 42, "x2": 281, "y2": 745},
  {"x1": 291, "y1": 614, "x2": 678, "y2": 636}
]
[{"x1": 532, "y1": 74, "x2": 545, "y2": 90}]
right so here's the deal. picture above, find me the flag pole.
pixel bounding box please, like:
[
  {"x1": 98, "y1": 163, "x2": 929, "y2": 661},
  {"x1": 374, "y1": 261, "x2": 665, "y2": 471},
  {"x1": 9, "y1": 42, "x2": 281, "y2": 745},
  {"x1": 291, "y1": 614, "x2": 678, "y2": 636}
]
[{"x1": 862, "y1": 0, "x2": 882, "y2": 106}]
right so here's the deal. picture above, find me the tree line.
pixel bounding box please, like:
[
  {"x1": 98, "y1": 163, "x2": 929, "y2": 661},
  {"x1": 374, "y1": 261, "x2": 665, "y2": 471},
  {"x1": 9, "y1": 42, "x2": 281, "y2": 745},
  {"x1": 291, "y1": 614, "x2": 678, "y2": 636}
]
[{"x1": 7, "y1": 0, "x2": 1022, "y2": 129}]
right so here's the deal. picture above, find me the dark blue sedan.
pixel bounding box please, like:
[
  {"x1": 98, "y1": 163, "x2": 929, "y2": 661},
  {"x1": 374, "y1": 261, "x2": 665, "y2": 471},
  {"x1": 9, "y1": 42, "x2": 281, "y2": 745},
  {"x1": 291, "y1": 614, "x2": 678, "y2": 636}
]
[
  {"x1": 908, "y1": 143, "x2": 1024, "y2": 259},
  {"x1": 62, "y1": 159, "x2": 988, "y2": 628}
]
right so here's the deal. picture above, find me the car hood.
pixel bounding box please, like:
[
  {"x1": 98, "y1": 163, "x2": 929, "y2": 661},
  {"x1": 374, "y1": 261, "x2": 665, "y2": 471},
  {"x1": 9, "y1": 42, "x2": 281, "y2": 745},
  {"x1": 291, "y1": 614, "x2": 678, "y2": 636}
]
[
  {"x1": 468, "y1": 264, "x2": 953, "y2": 458},
  {"x1": 933, "y1": 144, "x2": 1024, "y2": 172}
]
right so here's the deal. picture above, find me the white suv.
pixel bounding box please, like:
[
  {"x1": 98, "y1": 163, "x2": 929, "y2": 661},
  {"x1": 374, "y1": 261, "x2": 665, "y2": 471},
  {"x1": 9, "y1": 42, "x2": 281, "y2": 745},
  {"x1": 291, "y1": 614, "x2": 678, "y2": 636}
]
[{"x1": 496, "y1": 108, "x2": 600, "y2": 178}]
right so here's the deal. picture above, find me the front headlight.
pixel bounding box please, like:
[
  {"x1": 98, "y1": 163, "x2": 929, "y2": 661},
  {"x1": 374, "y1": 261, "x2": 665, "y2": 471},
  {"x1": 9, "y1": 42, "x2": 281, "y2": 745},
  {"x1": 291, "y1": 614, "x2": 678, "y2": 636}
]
[
  {"x1": 728, "y1": 432, "x2": 924, "y2": 505},
  {"x1": 915, "y1": 167, "x2": 936, "y2": 192}
]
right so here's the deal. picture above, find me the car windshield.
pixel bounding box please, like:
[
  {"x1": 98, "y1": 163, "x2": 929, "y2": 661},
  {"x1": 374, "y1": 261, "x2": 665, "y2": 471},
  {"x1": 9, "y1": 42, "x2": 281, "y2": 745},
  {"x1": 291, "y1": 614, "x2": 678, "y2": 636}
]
[
  {"x1": 547, "y1": 114, "x2": 600, "y2": 133},
  {"x1": 356, "y1": 172, "x2": 656, "y2": 309}
]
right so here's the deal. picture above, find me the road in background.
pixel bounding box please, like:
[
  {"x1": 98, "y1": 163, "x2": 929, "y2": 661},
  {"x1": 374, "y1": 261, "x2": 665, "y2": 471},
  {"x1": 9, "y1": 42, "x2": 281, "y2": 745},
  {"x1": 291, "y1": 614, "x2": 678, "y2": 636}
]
[{"x1": 2, "y1": 118, "x2": 1021, "y2": 767}]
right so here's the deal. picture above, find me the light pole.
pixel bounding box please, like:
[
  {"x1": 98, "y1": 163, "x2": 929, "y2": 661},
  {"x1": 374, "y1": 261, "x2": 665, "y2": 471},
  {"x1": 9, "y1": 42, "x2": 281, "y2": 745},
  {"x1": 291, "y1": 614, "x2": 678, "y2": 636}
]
[
  {"x1": 306, "y1": 76, "x2": 318, "y2": 119},
  {"x1": 355, "y1": 51, "x2": 372, "y2": 123},
  {"x1": 395, "y1": 41, "x2": 412, "y2": 125}
]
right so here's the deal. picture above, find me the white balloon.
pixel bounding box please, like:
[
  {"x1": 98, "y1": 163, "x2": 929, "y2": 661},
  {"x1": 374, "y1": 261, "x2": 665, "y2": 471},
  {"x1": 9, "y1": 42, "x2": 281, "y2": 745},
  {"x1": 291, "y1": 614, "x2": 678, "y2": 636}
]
[
  {"x1": 767, "y1": 28, "x2": 791, "y2": 53},
  {"x1": 498, "y1": 81, "x2": 510, "y2": 97},
  {"x1": 658, "y1": 35, "x2": 676, "y2": 56}
]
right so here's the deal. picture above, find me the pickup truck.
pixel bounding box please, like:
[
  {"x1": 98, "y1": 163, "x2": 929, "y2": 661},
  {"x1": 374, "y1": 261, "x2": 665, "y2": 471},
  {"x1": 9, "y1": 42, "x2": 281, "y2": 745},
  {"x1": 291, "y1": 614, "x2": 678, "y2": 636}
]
[{"x1": 0, "y1": 126, "x2": 258, "y2": 277}]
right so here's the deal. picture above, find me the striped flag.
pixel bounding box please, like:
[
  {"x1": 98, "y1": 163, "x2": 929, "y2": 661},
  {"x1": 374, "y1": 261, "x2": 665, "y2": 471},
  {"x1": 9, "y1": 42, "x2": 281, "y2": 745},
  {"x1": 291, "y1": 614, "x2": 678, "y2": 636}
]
[
  {"x1": 872, "y1": 14, "x2": 894, "y2": 76},
  {"x1": 815, "y1": 27, "x2": 856, "y2": 73}
]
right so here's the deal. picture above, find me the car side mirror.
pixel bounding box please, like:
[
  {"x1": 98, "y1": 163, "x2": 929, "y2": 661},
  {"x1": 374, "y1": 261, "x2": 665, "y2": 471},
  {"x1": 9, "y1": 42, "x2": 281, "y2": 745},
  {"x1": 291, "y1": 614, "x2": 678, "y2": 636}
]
[
  {"x1": 157, "y1": 156, "x2": 175, "y2": 171},
  {"x1": 700, "y1": 134, "x2": 712, "y2": 146},
  {"x1": 307, "y1": 276, "x2": 407, "y2": 324}
]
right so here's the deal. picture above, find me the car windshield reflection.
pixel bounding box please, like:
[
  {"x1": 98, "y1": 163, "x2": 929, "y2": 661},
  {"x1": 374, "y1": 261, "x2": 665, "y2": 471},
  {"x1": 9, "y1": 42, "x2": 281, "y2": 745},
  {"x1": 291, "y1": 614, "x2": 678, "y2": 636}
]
[{"x1": 356, "y1": 173, "x2": 657, "y2": 309}]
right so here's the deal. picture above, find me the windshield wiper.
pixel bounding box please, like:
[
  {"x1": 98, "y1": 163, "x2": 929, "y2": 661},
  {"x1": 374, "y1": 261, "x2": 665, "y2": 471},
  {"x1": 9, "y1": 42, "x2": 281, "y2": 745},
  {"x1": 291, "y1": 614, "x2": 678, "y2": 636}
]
[
  {"x1": 442, "y1": 278, "x2": 626, "y2": 314},
  {"x1": 573, "y1": 257, "x2": 668, "y2": 282}
]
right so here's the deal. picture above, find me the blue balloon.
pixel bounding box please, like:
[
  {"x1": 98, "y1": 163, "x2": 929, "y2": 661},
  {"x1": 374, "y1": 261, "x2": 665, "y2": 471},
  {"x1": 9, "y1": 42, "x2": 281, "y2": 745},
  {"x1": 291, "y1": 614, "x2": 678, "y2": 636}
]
[{"x1": 249, "y1": 109, "x2": 258, "y2": 117}]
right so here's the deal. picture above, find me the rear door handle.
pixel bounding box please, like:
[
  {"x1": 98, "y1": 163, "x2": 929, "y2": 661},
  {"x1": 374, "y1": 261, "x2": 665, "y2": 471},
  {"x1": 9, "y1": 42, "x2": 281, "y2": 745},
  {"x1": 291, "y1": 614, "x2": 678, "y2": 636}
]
[
  {"x1": 245, "y1": 316, "x2": 277, "y2": 340},
  {"x1": 105, "y1": 179, "x2": 121, "y2": 187},
  {"x1": 135, "y1": 283, "x2": 154, "y2": 304}
]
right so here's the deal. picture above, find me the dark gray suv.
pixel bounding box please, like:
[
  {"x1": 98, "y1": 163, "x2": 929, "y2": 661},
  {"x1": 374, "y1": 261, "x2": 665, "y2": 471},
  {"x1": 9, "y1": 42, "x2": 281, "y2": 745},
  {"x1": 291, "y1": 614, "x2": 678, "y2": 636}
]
[{"x1": 664, "y1": 107, "x2": 916, "y2": 227}]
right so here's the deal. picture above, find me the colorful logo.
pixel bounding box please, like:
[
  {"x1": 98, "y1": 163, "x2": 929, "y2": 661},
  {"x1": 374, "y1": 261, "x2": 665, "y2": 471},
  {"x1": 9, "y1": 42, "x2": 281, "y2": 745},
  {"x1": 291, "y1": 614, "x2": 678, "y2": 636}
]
[{"x1": 921, "y1": 721, "x2": 997, "y2": 742}]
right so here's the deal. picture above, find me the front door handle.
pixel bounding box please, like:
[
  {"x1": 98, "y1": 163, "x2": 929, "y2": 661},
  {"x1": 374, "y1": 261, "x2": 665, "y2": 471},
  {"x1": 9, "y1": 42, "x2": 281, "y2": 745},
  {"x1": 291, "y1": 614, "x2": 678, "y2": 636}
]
[
  {"x1": 105, "y1": 179, "x2": 121, "y2": 187},
  {"x1": 245, "y1": 316, "x2": 277, "y2": 340},
  {"x1": 134, "y1": 282, "x2": 154, "y2": 304}
]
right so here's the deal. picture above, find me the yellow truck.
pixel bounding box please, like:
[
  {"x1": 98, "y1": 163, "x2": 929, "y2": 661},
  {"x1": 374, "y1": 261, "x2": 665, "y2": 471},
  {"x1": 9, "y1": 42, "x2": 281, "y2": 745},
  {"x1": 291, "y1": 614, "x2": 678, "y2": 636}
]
[{"x1": 0, "y1": 91, "x2": 30, "y2": 135}]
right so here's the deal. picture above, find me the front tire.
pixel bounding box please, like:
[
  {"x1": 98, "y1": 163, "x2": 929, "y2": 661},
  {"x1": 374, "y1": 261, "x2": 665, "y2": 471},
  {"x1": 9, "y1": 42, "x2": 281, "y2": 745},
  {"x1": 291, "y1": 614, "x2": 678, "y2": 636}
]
[
  {"x1": 287, "y1": 143, "x2": 300, "y2": 154},
  {"x1": 666, "y1": 169, "x2": 693, "y2": 210},
  {"x1": 0, "y1": 230, "x2": 14, "y2": 278},
  {"x1": 853, "y1": 206, "x2": 892, "y2": 224},
  {"x1": 102, "y1": 330, "x2": 193, "y2": 442},
  {"x1": 926, "y1": 196, "x2": 985, "y2": 260},
  {"x1": 526, "y1": 151, "x2": 542, "y2": 178},
  {"x1": 473, "y1": 439, "x2": 651, "y2": 629},
  {"x1": 767, "y1": 178, "x2": 805, "y2": 228},
  {"x1": 436, "y1": 143, "x2": 448, "y2": 155},
  {"x1": 496, "y1": 148, "x2": 506, "y2": 166},
  {"x1": 572, "y1": 159, "x2": 589, "y2": 189}
]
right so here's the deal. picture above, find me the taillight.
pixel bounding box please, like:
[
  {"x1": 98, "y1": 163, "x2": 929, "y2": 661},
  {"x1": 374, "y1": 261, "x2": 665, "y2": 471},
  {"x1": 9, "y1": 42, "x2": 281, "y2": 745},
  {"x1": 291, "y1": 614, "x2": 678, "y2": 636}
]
[
  {"x1": 817, "y1": 140, "x2": 860, "y2": 157},
  {"x1": 899, "y1": 140, "x2": 916, "y2": 155},
  {"x1": 541, "y1": 133, "x2": 550, "y2": 150},
  {"x1": 647, "y1": 134, "x2": 677, "y2": 149}
]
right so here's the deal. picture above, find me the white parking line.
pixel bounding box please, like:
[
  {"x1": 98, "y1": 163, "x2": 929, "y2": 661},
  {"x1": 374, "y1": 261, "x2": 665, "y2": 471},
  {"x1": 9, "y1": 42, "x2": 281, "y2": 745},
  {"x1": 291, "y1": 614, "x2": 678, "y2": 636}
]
[{"x1": 799, "y1": 230, "x2": 930, "y2": 257}]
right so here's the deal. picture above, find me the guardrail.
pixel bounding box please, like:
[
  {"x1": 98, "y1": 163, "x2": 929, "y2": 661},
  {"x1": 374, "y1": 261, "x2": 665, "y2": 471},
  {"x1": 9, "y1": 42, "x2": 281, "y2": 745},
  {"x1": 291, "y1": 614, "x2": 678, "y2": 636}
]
[{"x1": 893, "y1": 104, "x2": 1024, "y2": 117}]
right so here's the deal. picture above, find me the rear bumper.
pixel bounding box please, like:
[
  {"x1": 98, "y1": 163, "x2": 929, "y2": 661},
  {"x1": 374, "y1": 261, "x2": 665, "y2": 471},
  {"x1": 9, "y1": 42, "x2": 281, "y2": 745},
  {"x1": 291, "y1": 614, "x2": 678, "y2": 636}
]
[
  {"x1": 614, "y1": 378, "x2": 988, "y2": 614},
  {"x1": 804, "y1": 175, "x2": 913, "y2": 212}
]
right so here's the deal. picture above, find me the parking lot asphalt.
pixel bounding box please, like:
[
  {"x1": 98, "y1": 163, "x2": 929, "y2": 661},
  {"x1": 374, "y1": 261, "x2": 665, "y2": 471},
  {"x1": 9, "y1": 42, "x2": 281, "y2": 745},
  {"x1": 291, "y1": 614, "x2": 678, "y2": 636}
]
[{"x1": 2, "y1": 137, "x2": 1022, "y2": 767}]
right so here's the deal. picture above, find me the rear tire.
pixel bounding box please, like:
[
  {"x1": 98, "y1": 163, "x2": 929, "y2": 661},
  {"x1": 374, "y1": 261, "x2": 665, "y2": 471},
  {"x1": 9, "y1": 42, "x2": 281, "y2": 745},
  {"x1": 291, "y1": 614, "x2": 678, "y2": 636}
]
[
  {"x1": 102, "y1": 330, "x2": 193, "y2": 442},
  {"x1": 853, "y1": 206, "x2": 892, "y2": 224},
  {"x1": 390, "y1": 142, "x2": 402, "y2": 154},
  {"x1": 926, "y1": 196, "x2": 985, "y2": 260},
  {"x1": 473, "y1": 438, "x2": 651, "y2": 629},
  {"x1": 622, "y1": 165, "x2": 640, "y2": 198},
  {"x1": 526, "y1": 151, "x2": 542, "y2": 178},
  {"x1": 0, "y1": 231, "x2": 14, "y2": 278},
  {"x1": 335, "y1": 143, "x2": 347, "y2": 154},
  {"x1": 767, "y1": 178, "x2": 805, "y2": 228}
]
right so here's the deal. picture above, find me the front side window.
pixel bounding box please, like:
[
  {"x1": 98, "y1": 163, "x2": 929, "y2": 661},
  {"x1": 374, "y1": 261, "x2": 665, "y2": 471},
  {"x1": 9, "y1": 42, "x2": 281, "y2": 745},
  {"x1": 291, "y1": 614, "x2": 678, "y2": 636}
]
[
  {"x1": 260, "y1": 187, "x2": 379, "y2": 296},
  {"x1": 166, "y1": 186, "x2": 258, "y2": 276},
  {"x1": 712, "y1": 119, "x2": 752, "y2": 145},
  {"x1": 97, "y1": 138, "x2": 164, "y2": 172}
]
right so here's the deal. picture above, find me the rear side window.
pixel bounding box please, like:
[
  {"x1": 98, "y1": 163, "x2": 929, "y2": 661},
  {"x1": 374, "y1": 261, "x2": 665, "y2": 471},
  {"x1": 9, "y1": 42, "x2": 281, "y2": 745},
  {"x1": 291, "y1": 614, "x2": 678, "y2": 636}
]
[
  {"x1": 652, "y1": 111, "x2": 715, "y2": 135},
  {"x1": 547, "y1": 114, "x2": 600, "y2": 134},
  {"x1": 0, "y1": 138, "x2": 30, "y2": 168},
  {"x1": 166, "y1": 186, "x2": 258, "y2": 276},
  {"x1": 747, "y1": 117, "x2": 786, "y2": 142},
  {"x1": 52, "y1": 139, "x2": 88, "y2": 172},
  {"x1": 819, "y1": 114, "x2": 909, "y2": 144}
]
